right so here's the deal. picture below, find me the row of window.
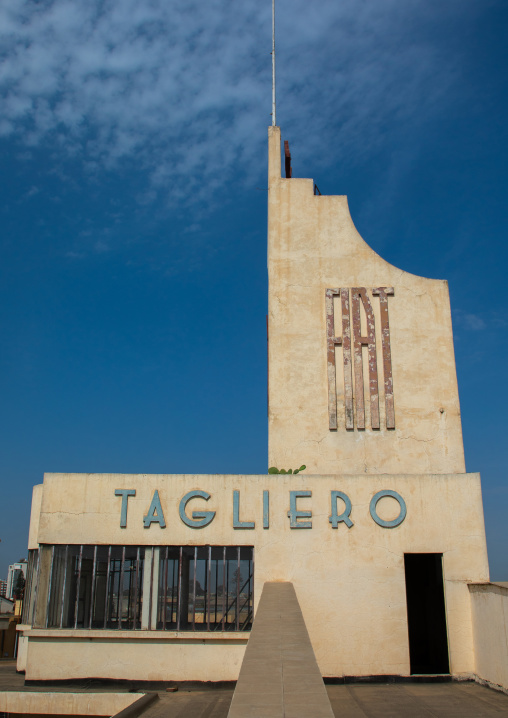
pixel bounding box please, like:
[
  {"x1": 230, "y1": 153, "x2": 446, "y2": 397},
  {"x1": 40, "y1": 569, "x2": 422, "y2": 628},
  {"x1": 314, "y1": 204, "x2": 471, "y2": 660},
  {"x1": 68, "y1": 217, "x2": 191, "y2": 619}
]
[{"x1": 23, "y1": 545, "x2": 253, "y2": 632}]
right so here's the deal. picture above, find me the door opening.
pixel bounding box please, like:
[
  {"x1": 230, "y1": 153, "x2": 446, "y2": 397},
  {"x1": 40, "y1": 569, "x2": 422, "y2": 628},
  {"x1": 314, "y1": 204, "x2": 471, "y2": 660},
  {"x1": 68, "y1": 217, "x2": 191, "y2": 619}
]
[{"x1": 404, "y1": 553, "x2": 450, "y2": 675}]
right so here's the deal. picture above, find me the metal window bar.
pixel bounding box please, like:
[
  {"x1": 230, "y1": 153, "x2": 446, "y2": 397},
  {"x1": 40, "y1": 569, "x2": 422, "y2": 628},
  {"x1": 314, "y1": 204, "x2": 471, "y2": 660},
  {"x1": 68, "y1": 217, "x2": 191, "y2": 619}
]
[
  {"x1": 207, "y1": 546, "x2": 211, "y2": 631},
  {"x1": 214, "y1": 556, "x2": 218, "y2": 626},
  {"x1": 124, "y1": 553, "x2": 133, "y2": 628},
  {"x1": 21, "y1": 557, "x2": 30, "y2": 624},
  {"x1": 249, "y1": 556, "x2": 254, "y2": 624},
  {"x1": 192, "y1": 546, "x2": 197, "y2": 631},
  {"x1": 148, "y1": 547, "x2": 154, "y2": 630},
  {"x1": 156, "y1": 549, "x2": 161, "y2": 628},
  {"x1": 88, "y1": 545, "x2": 97, "y2": 630},
  {"x1": 236, "y1": 547, "x2": 241, "y2": 631},
  {"x1": 31, "y1": 550, "x2": 41, "y2": 627},
  {"x1": 21, "y1": 555, "x2": 31, "y2": 624},
  {"x1": 44, "y1": 546, "x2": 55, "y2": 629},
  {"x1": 221, "y1": 546, "x2": 226, "y2": 630},
  {"x1": 242, "y1": 556, "x2": 254, "y2": 630},
  {"x1": 103, "y1": 546, "x2": 112, "y2": 629},
  {"x1": 22, "y1": 551, "x2": 35, "y2": 625},
  {"x1": 133, "y1": 547, "x2": 140, "y2": 630},
  {"x1": 218, "y1": 570, "x2": 254, "y2": 632},
  {"x1": 118, "y1": 547, "x2": 125, "y2": 629},
  {"x1": 59, "y1": 545, "x2": 69, "y2": 628},
  {"x1": 21, "y1": 555, "x2": 29, "y2": 624},
  {"x1": 21, "y1": 557, "x2": 31, "y2": 624},
  {"x1": 172, "y1": 555, "x2": 177, "y2": 624},
  {"x1": 176, "y1": 546, "x2": 182, "y2": 631},
  {"x1": 73, "y1": 546, "x2": 83, "y2": 629},
  {"x1": 163, "y1": 546, "x2": 168, "y2": 630}
]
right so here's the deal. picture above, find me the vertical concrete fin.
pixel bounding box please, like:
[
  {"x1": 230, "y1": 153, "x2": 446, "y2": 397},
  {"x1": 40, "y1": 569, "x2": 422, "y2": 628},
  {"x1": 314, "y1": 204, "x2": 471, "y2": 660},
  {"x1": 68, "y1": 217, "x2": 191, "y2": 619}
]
[{"x1": 228, "y1": 581, "x2": 334, "y2": 717}]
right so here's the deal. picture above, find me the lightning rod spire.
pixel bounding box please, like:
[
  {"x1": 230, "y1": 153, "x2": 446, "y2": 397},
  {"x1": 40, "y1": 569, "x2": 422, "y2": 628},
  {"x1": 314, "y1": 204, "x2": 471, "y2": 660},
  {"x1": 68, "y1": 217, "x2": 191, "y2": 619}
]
[{"x1": 272, "y1": 0, "x2": 276, "y2": 126}]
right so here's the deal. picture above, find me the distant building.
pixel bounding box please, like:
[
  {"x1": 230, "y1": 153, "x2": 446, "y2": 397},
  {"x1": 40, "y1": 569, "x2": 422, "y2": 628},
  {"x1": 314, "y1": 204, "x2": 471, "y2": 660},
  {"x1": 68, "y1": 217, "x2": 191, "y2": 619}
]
[
  {"x1": 0, "y1": 596, "x2": 14, "y2": 614},
  {"x1": 6, "y1": 561, "x2": 27, "y2": 600},
  {"x1": 0, "y1": 580, "x2": 6, "y2": 597}
]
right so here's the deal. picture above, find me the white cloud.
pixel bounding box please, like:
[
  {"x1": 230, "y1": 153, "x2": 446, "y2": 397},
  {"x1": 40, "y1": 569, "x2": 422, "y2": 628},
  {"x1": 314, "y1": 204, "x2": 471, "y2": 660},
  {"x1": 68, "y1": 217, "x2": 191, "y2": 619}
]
[
  {"x1": 0, "y1": 0, "x2": 488, "y2": 205},
  {"x1": 462, "y1": 313, "x2": 487, "y2": 331}
]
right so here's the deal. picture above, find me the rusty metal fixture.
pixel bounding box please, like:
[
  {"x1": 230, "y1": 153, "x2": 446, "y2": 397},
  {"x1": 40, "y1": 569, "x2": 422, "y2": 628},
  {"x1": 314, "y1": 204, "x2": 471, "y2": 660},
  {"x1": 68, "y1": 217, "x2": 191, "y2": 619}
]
[
  {"x1": 326, "y1": 288, "x2": 353, "y2": 430},
  {"x1": 284, "y1": 140, "x2": 292, "y2": 178},
  {"x1": 326, "y1": 288, "x2": 341, "y2": 430},
  {"x1": 341, "y1": 288, "x2": 354, "y2": 429},
  {"x1": 351, "y1": 288, "x2": 379, "y2": 430},
  {"x1": 372, "y1": 287, "x2": 395, "y2": 429},
  {"x1": 327, "y1": 287, "x2": 396, "y2": 431}
]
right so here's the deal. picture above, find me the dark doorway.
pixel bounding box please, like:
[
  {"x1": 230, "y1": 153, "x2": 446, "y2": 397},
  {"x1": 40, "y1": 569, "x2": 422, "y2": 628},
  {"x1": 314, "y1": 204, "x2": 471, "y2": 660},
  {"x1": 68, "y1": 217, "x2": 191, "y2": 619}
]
[{"x1": 404, "y1": 553, "x2": 450, "y2": 674}]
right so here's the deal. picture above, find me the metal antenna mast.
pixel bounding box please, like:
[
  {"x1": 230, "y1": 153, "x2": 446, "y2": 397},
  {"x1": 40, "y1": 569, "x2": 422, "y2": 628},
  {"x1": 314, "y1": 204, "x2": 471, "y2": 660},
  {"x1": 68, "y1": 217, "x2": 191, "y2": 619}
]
[{"x1": 272, "y1": 0, "x2": 276, "y2": 126}]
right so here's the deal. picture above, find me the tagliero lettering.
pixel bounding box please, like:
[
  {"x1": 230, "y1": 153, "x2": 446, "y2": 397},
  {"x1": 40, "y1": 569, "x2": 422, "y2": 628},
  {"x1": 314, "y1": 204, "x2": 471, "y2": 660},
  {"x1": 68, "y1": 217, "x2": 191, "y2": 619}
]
[{"x1": 114, "y1": 488, "x2": 407, "y2": 531}]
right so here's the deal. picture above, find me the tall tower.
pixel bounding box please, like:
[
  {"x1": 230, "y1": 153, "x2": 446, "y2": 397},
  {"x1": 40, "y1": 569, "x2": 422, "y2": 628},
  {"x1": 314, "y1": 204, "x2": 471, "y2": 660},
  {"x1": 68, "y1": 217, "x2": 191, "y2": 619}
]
[{"x1": 267, "y1": 126, "x2": 465, "y2": 475}]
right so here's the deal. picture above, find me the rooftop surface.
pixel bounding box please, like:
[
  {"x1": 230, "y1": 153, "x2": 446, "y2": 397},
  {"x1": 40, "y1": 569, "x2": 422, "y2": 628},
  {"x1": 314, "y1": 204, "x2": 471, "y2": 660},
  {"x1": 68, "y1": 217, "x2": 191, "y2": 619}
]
[{"x1": 2, "y1": 662, "x2": 508, "y2": 717}]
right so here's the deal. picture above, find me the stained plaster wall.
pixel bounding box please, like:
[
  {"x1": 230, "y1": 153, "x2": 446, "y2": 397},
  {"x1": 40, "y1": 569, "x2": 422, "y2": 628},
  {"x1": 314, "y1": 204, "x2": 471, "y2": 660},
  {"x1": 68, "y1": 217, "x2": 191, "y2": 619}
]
[
  {"x1": 267, "y1": 126, "x2": 465, "y2": 475},
  {"x1": 469, "y1": 583, "x2": 508, "y2": 692},
  {"x1": 22, "y1": 471, "x2": 488, "y2": 681}
]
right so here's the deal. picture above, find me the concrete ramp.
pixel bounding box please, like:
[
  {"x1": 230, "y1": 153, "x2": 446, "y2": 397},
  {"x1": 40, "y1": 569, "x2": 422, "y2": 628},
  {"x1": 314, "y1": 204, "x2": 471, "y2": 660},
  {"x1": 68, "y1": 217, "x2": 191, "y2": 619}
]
[{"x1": 227, "y1": 582, "x2": 334, "y2": 718}]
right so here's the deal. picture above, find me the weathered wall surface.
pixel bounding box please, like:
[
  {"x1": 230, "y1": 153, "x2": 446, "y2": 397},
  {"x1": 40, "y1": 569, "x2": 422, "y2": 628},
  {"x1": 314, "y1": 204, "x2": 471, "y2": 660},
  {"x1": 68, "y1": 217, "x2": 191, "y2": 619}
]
[
  {"x1": 24, "y1": 634, "x2": 247, "y2": 683},
  {"x1": 28, "y1": 483, "x2": 42, "y2": 550},
  {"x1": 0, "y1": 690, "x2": 142, "y2": 715},
  {"x1": 268, "y1": 126, "x2": 465, "y2": 475},
  {"x1": 24, "y1": 471, "x2": 488, "y2": 681},
  {"x1": 469, "y1": 583, "x2": 508, "y2": 692}
]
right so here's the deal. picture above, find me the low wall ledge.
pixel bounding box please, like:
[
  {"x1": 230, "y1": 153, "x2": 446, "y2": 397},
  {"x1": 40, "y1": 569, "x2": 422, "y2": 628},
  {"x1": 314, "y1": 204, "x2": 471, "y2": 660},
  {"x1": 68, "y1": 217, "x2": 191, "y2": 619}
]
[
  {"x1": 468, "y1": 582, "x2": 508, "y2": 594},
  {"x1": 21, "y1": 628, "x2": 249, "y2": 641}
]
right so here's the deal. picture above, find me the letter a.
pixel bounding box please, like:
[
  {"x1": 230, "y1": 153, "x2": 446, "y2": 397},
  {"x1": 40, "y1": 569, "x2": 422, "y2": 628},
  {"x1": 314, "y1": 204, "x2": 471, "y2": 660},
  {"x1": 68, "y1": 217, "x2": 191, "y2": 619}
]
[{"x1": 143, "y1": 490, "x2": 166, "y2": 528}]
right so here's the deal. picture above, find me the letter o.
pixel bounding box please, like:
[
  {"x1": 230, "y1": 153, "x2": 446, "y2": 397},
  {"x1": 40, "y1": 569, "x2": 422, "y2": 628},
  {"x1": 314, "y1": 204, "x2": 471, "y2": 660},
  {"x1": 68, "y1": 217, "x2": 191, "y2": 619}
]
[{"x1": 369, "y1": 490, "x2": 406, "y2": 529}]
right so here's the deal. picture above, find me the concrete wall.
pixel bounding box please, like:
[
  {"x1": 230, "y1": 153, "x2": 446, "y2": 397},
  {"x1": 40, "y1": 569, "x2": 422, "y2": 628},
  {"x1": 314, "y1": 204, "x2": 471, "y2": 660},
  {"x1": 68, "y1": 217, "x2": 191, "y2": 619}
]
[
  {"x1": 267, "y1": 126, "x2": 465, "y2": 475},
  {"x1": 16, "y1": 631, "x2": 28, "y2": 671},
  {"x1": 0, "y1": 691, "x2": 142, "y2": 716},
  {"x1": 28, "y1": 483, "x2": 43, "y2": 550},
  {"x1": 24, "y1": 633, "x2": 247, "y2": 683},
  {"x1": 22, "y1": 471, "x2": 489, "y2": 681},
  {"x1": 469, "y1": 583, "x2": 508, "y2": 692},
  {"x1": 0, "y1": 616, "x2": 19, "y2": 659}
]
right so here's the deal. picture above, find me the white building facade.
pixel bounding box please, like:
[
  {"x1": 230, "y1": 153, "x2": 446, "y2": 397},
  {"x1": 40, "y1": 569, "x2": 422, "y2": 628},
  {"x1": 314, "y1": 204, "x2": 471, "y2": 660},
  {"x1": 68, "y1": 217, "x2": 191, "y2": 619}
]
[
  {"x1": 16, "y1": 128, "x2": 507, "y2": 690},
  {"x1": 6, "y1": 561, "x2": 27, "y2": 600}
]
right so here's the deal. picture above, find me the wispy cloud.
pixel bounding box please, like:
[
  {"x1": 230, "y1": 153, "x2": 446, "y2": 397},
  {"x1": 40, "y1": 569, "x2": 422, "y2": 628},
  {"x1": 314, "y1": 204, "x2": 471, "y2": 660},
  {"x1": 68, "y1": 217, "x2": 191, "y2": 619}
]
[
  {"x1": 454, "y1": 308, "x2": 507, "y2": 333},
  {"x1": 0, "y1": 0, "x2": 487, "y2": 205},
  {"x1": 461, "y1": 313, "x2": 487, "y2": 331}
]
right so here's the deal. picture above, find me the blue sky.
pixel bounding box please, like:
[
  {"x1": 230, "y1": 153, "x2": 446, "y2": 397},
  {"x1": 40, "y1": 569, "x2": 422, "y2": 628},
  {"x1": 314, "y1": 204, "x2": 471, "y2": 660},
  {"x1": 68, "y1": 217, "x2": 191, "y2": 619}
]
[{"x1": 1, "y1": 0, "x2": 507, "y2": 579}]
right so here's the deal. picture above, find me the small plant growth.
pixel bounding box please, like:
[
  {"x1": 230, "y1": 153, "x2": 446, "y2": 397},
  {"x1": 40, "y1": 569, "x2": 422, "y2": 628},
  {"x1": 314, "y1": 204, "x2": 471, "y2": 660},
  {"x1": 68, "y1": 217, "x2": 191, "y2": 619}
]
[{"x1": 268, "y1": 465, "x2": 306, "y2": 475}]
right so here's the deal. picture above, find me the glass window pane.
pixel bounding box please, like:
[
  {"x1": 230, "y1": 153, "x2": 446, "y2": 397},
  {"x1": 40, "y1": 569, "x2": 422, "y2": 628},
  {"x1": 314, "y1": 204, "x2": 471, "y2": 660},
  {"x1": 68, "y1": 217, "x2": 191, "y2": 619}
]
[
  {"x1": 47, "y1": 546, "x2": 66, "y2": 628},
  {"x1": 106, "y1": 546, "x2": 123, "y2": 629},
  {"x1": 22, "y1": 549, "x2": 39, "y2": 626},
  {"x1": 74, "y1": 546, "x2": 94, "y2": 628},
  {"x1": 39, "y1": 544, "x2": 253, "y2": 633},
  {"x1": 91, "y1": 546, "x2": 110, "y2": 628},
  {"x1": 157, "y1": 548, "x2": 179, "y2": 629},
  {"x1": 156, "y1": 546, "x2": 254, "y2": 633},
  {"x1": 194, "y1": 547, "x2": 208, "y2": 626}
]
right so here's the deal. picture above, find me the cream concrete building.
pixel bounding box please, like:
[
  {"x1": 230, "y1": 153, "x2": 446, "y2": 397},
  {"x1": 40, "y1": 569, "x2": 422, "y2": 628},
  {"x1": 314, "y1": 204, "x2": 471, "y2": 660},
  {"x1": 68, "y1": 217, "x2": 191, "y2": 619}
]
[{"x1": 16, "y1": 128, "x2": 508, "y2": 692}]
